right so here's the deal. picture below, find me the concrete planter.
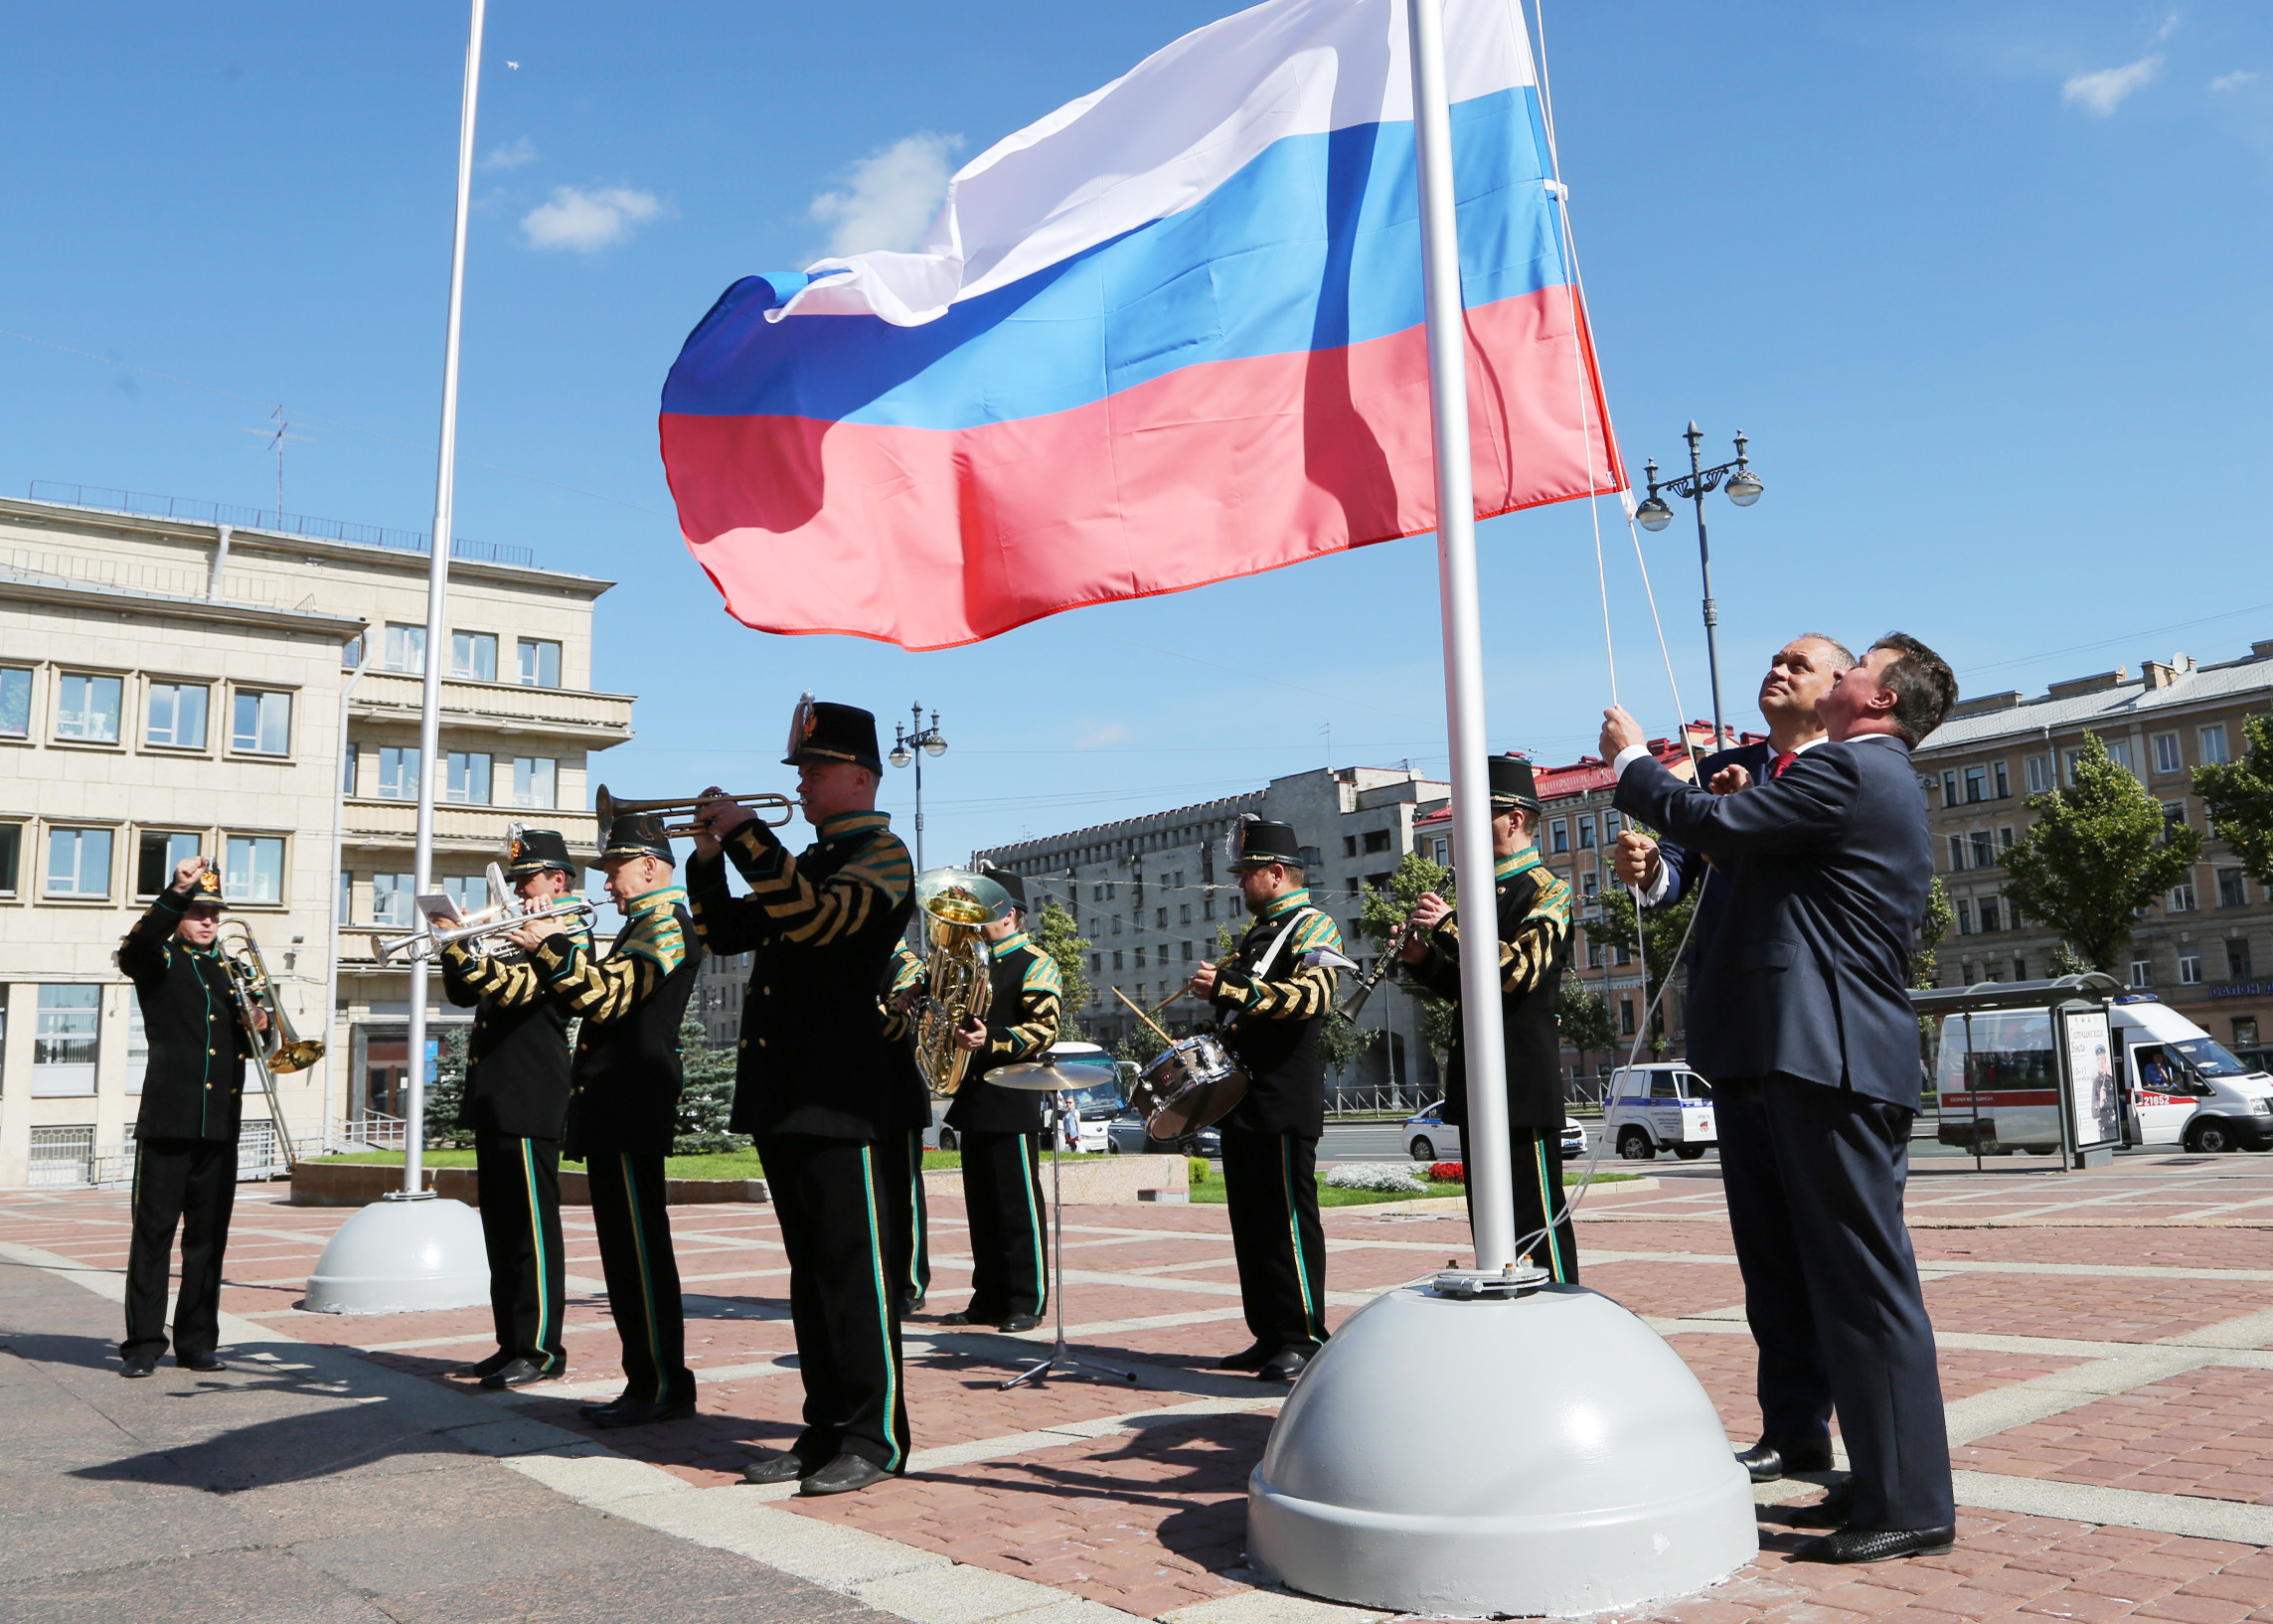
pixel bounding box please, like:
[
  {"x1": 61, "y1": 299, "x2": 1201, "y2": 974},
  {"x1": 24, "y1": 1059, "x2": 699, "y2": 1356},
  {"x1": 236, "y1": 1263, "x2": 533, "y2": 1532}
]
[{"x1": 924, "y1": 1152, "x2": 1188, "y2": 1206}]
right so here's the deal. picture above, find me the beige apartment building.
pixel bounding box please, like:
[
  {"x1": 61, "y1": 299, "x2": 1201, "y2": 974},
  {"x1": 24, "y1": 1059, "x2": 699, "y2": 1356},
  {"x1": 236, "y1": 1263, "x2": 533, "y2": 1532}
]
[
  {"x1": 1917, "y1": 638, "x2": 2273, "y2": 1054},
  {"x1": 0, "y1": 488, "x2": 630, "y2": 1188}
]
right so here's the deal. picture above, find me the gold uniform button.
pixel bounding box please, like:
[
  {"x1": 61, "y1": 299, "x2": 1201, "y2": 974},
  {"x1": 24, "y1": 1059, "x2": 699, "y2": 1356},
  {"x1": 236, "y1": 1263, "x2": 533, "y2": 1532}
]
[
  {"x1": 738, "y1": 1040, "x2": 747, "y2": 1050},
  {"x1": 756, "y1": 1038, "x2": 766, "y2": 1048}
]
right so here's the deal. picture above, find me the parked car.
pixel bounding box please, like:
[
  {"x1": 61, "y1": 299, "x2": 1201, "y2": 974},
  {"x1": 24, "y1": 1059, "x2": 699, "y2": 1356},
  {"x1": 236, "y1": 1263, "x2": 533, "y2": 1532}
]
[
  {"x1": 1604, "y1": 1063, "x2": 1716, "y2": 1161},
  {"x1": 1402, "y1": 1102, "x2": 1586, "y2": 1163},
  {"x1": 1105, "y1": 1111, "x2": 1221, "y2": 1158}
]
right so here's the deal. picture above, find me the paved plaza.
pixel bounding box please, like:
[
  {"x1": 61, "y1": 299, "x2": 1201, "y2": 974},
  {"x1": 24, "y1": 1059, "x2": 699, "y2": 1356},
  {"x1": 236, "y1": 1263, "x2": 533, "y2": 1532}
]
[{"x1": 3, "y1": 1154, "x2": 2271, "y2": 1624}]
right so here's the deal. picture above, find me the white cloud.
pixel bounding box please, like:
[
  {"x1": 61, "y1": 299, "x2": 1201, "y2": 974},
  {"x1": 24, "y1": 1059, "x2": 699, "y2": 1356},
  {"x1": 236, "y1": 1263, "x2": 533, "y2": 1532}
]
[
  {"x1": 2062, "y1": 55, "x2": 2163, "y2": 115},
  {"x1": 520, "y1": 186, "x2": 665, "y2": 252},
  {"x1": 808, "y1": 132, "x2": 963, "y2": 257},
  {"x1": 481, "y1": 136, "x2": 537, "y2": 170},
  {"x1": 1073, "y1": 721, "x2": 1129, "y2": 750},
  {"x1": 2211, "y1": 70, "x2": 2259, "y2": 92}
]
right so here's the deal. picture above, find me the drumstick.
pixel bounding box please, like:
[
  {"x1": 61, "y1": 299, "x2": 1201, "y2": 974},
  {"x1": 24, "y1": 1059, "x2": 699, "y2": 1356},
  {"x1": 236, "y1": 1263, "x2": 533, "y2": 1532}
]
[
  {"x1": 1148, "y1": 987, "x2": 1186, "y2": 1016},
  {"x1": 1112, "y1": 986, "x2": 1177, "y2": 1049}
]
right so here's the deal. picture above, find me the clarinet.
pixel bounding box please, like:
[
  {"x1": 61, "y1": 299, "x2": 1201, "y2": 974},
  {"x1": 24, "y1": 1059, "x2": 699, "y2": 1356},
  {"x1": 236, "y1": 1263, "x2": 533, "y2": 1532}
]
[{"x1": 1338, "y1": 914, "x2": 1419, "y2": 1020}]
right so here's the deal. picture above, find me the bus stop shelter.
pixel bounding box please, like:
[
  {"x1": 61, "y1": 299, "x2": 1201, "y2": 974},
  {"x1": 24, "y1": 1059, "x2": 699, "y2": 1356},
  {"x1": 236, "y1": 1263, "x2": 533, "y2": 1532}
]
[{"x1": 1912, "y1": 973, "x2": 2125, "y2": 1173}]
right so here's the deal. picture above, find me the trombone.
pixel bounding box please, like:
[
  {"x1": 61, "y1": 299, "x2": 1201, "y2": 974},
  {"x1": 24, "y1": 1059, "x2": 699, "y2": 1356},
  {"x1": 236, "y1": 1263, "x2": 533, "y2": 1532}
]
[
  {"x1": 593, "y1": 784, "x2": 797, "y2": 837},
  {"x1": 217, "y1": 919, "x2": 324, "y2": 1172}
]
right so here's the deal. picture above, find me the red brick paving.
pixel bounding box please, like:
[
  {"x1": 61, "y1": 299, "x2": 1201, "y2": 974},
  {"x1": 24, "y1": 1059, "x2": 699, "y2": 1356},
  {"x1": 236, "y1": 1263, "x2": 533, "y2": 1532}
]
[{"x1": 5, "y1": 1160, "x2": 2272, "y2": 1624}]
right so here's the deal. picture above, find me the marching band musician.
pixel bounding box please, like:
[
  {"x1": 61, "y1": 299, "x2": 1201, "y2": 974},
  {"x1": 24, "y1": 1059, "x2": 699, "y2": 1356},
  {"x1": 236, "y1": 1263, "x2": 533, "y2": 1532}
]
[
  {"x1": 685, "y1": 698, "x2": 922, "y2": 1499},
  {"x1": 883, "y1": 939, "x2": 932, "y2": 1315},
  {"x1": 114, "y1": 856, "x2": 266, "y2": 1378},
  {"x1": 510, "y1": 813, "x2": 701, "y2": 1428},
  {"x1": 1192, "y1": 818, "x2": 1344, "y2": 1383},
  {"x1": 1397, "y1": 754, "x2": 1578, "y2": 1280},
  {"x1": 439, "y1": 827, "x2": 587, "y2": 1389},
  {"x1": 940, "y1": 868, "x2": 1062, "y2": 1335}
]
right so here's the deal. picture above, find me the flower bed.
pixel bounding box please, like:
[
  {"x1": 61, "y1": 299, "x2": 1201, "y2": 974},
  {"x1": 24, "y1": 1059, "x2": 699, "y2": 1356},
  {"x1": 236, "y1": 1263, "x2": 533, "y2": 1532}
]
[
  {"x1": 1323, "y1": 1162, "x2": 1428, "y2": 1194},
  {"x1": 1427, "y1": 1161, "x2": 1465, "y2": 1183}
]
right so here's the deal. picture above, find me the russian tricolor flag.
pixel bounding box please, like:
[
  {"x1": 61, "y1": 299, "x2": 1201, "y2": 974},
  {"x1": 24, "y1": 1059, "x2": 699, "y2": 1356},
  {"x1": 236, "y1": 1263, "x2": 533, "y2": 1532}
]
[{"x1": 661, "y1": 0, "x2": 1622, "y2": 651}]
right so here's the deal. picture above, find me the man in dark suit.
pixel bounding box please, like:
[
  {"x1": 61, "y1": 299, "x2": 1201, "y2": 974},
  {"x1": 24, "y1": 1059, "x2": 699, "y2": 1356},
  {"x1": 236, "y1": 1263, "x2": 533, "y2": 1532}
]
[{"x1": 1602, "y1": 632, "x2": 1960, "y2": 1566}]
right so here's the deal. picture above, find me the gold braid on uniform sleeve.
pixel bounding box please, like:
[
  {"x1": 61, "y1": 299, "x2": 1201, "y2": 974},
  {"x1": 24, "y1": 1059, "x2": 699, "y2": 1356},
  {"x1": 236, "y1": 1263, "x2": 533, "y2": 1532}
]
[
  {"x1": 533, "y1": 917, "x2": 681, "y2": 1024},
  {"x1": 442, "y1": 937, "x2": 570, "y2": 1010},
  {"x1": 881, "y1": 945, "x2": 924, "y2": 1043},
  {"x1": 728, "y1": 822, "x2": 913, "y2": 947},
  {"x1": 1213, "y1": 910, "x2": 1342, "y2": 1021},
  {"x1": 1500, "y1": 870, "x2": 1573, "y2": 997},
  {"x1": 988, "y1": 952, "x2": 1063, "y2": 1059}
]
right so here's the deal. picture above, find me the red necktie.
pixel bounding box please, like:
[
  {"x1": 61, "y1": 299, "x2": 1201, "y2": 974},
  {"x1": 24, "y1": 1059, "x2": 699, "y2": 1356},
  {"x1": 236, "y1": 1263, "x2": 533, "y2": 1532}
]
[{"x1": 1771, "y1": 750, "x2": 1797, "y2": 779}]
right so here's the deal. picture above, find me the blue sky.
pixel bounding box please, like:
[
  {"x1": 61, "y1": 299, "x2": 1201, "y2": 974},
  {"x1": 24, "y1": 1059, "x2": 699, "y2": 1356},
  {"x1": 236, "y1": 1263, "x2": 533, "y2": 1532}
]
[{"x1": 5, "y1": 2, "x2": 2269, "y2": 862}]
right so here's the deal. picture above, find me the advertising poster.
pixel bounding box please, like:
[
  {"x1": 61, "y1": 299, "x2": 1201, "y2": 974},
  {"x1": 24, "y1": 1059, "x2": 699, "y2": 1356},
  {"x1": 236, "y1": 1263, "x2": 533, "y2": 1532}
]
[{"x1": 2062, "y1": 1009, "x2": 2120, "y2": 1149}]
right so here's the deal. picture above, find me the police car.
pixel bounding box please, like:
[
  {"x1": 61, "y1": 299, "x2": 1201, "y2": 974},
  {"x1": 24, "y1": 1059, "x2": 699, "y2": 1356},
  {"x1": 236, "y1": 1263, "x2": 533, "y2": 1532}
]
[
  {"x1": 1402, "y1": 1102, "x2": 1587, "y2": 1163},
  {"x1": 1604, "y1": 1062, "x2": 1716, "y2": 1160}
]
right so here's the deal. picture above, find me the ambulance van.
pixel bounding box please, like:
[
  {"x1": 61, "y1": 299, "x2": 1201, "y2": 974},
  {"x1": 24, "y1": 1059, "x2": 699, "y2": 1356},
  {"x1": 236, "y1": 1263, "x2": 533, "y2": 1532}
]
[{"x1": 1935, "y1": 996, "x2": 2273, "y2": 1155}]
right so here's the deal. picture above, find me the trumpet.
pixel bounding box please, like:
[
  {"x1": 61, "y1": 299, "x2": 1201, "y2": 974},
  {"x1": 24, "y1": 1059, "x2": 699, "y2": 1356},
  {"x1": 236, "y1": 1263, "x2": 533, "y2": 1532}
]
[
  {"x1": 594, "y1": 784, "x2": 797, "y2": 838},
  {"x1": 217, "y1": 919, "x2": 324, "y2": 1172},
  {"x1": 369, "y1": 897, "x2": 596, "y2": 966}
]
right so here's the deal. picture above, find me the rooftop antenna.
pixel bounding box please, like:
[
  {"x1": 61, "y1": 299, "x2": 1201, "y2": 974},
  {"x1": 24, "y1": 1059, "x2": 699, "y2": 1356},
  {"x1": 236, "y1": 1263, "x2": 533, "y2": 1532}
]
[{"x1": 243, "y1": 405, "x2": 311, "y2": 528}]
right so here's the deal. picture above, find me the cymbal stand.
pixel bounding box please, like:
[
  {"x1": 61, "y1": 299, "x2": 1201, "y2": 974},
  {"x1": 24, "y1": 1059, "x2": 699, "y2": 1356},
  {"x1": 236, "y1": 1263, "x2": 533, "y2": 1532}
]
[{"x1": 1003, "y1": 1096, "x2": 1137, "y2": 1389}]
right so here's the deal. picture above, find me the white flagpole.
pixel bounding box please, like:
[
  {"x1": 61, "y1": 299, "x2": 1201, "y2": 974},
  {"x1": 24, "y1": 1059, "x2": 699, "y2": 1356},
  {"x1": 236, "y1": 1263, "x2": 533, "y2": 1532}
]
[
  {"x1": 1406, "y1": 0, "x2": 1518, "y2": 1272},
  {"x1": 404, "y1": 0, "x2": 488, "y2": 1200}
]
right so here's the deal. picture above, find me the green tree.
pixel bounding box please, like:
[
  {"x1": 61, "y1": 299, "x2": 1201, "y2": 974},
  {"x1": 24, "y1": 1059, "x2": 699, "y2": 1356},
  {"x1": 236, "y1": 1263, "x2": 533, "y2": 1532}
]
[
  {"x1": 2002, "y1": 731, "x2": 2202, "y2": 974},
  {"x1": 674, "y1": 1016, "x2": 741, "y2": 1153},
  {"x1": 1353, "y1": 851, "x2": 1458, "y2": 1065},
  {"x1": 1554, "y1": 979, "x2": 1616, "y2": 1079},
  {"x1": 2194, "y1": 713, "x2": 2273, "y2": 891},
  {"x1": 1912, "y1": 877, "x2": 1955, "y2": 990},
  {"x1": 1592, "y1": 885, "x2": 1697, "y2": 1055},
  {"x1": 421, "y1": 1027, "x2": 471, "y2": 1149},
  {"x1": 1035, "y1": 899, "x2": 1093, "y2": 1043}
]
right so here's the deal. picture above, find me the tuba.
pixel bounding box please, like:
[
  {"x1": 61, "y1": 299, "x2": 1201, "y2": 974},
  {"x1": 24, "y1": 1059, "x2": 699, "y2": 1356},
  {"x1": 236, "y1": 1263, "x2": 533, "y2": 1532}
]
[{"x1": 911, "y1": 867, "x2": 1015, "y2": 1096}]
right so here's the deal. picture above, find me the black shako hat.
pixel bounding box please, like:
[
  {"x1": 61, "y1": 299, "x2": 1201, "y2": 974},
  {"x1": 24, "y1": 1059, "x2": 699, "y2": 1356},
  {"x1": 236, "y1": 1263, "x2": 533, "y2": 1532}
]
[
  {"x1": 782, "y1": 692, "x2": 883, "y2": 775},
  {"x1": 596, "y1": 813, "x2": 675, "y2": 867},
  {"x1": 1490, "y1": 753, "x2": 1542, "y2": 813},
  {"x1": 1228, "y1": 817, "x2": 1307, "y2": 872},
  {"x1": 505, "y1": 826, "x2": 576, "y2": 879},
  {"x1": 184, "y1": 864, "x2": 225, "y2": 910},
  {"x1": 978, "y1": 862, "x2": 1028, "y2": 912}
]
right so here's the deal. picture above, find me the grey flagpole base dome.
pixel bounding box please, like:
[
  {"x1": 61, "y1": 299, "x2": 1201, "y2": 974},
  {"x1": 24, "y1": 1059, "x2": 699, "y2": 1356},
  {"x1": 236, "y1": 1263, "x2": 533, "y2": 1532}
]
[
  {"x1": 1246, "y1": 1280, "x2": 1758, "y2": 1618},
  {"x1": 305, "y1": 1196, "x2": 490, "y2": 1314}
]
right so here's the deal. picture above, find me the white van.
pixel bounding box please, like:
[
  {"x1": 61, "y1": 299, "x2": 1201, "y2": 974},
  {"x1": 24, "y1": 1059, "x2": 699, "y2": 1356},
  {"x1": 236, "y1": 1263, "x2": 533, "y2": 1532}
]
[
  {"x1": 1605, "y1": 1062, "x2": 1716, "y2": 1160},
  {"x1": 1935, "y1": 997, "x2": 2273, "y2": 1156}
]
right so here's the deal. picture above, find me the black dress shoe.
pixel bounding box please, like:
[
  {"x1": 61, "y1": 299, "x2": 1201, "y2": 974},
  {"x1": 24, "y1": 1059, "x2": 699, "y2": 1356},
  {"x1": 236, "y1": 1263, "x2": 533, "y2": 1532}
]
[
  {"x1": 453, "y1": 1351, "x2": 514, "y2": 1380},
  {"x1": 479, "y1": 1357, "x2": 554, "y2": 1390},
  {"x1": 741, "y1": 1453, "x2": 811, "y2": 1486},
  {"x1": 1787, "y1": 1479, "x2": 1857, "y2": 1529},
  {"x1": 578, "y1": 1394, "x2": 631, "y2": 1421},
  {"x1": 1256, "y1": 1347, "x2": 1313, "y2": 1382},
  {"x1": 120, "y1": 1354, "x2": 158, "y2": 1379},
  {"x1": 1737, "y1": 1438, "x2": 1835, "y2": 1483},
  {"x1": 997, "y1": 1312, "x2": 1043, "y2": 1334},
  {"x1": 799, "y1": 1452, "x2": 891, "y2": 1496},
  {"x1": 900, "y1": 1293, "x2": 926, "y2": 1315},
  {"x1": 590, "y1": 1398, "x2": 696, "y2": 1429},
  {"x1": 1793, "y1": 1525, "x2": 1956, "y2": 1563},
  {"x1": 1218, "y1": 1342, "x2": 1272, "y2": 1372},
  {"x1": 935, "y1": 1310, "x2": 982, "y2": 1327},
  {"x1": 180, "y1": 1352, "x2": 229, "y2": 1373}
]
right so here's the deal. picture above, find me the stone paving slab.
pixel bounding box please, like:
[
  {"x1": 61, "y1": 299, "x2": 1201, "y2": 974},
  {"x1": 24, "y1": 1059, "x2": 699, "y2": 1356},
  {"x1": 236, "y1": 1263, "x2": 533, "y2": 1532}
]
[{"x1": 4, "y1": 1156, "x2": 2272, "y2": 1624}]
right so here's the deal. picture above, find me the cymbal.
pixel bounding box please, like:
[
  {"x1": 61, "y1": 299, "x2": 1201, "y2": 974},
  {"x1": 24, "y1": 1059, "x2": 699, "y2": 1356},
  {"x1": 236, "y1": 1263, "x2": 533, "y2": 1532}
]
[{"x1": 987, "y1": 1060, "x2": 1117, "y2": 1092}]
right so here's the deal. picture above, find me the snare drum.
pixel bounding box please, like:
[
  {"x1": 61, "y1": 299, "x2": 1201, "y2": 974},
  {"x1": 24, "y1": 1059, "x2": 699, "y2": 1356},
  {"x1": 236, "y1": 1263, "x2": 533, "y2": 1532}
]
[{"x1": 1132, "y1": 1035, "x2": 1248, "y2": 1139}]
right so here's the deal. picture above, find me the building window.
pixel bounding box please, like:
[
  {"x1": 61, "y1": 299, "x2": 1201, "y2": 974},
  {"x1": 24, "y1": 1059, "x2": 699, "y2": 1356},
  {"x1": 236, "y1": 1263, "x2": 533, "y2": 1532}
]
[
  {"x1": 342, "y1": 633, "x2": 365, "y2": 669},
  {"x1": 451, "y1": 631, "x2": 498, "y2": 682},
  {"x1": 341, "y1": 742, "x2": 360, "y2": 794},
  {"x1": 2178, "y1": 953, "x2": 2202, "y2": 986},
  {"x1": 512, "y1": 756, "x2": 558, "y2": 809},
  {"x1": 2170, "y1": 876, "x2": 2198, "y2": 912},
  {"x1": 144, "y1": 682, "x2": 209, "y2": 749},
  {"x1": 0, "y1": 821, "x2": 19, "y2": 895},
  {"x1": 126, "y1": 1000, "x2": 148, "y2": 1095},
  {"x1": 2131, "y1": 956, "x2": 2152, "y2": 987},
  {"x1": 1941, "y1": 771, "x2": 1958, "y2": 805},
  {"x1": 2025, "y1": 754, "x2": 2049, "y2": 794},
  {"x1": 1581, "y1": 871, "x2": 1599, "y2": 897},
  {"x1": 2062, "y1": 748, "x2": 2084, "y2": 787},
  {"x1": 33, "y1": 986, "x2": 100, "y2": 1096},
  {"x1": 2152, "y1": 732, "x2": 2183, "y2": 775},
  {"x1": 2199, "y1": 724, "x2": 2229, "y2": 766},
  {"x1": 136, "y1": 830, "x2": 202, "y2": 897},
  {"x1": 0, "y1": 665, "x2": 30, "y2": 738},
  {"x1": 1091, "y1": 885, "x2": 1103, "y2": 901},
  {"x1": 2012, "y1": 954, "x2": 2028, "y2": 981},
  {"x1": 442, "y1": 875, "x2": 488, "y2": 916},
  {"x1": 445, "y1": 751, "x2": 493, "y2": 804},
  {"x1": 1577, "y1": 816, "x2": 1596, "y2": 851},
  {"x1": 2235, "y1": 1017, "x2": 2261, "y2": 1049},
  {"x1": 2105, "y1": 738, "x2": 2135, "y2": 774},
  {"x1": 2229, "y1": 940, "x2": 2254, "y2": 980},
  {"x1": 1964, "y1": 766, "x2": 1988, "y2": 803},
  {"x1": 1955, "y1": 898, "x2": 1974, "y2": 935},
  {"x1": 383, "y1": 622, "x2": 427, "y2": 673},
  {"x1": 378, "y1": 745, "x2": 421, "y2": 800},
  {"x1": 1342, "y1": 835, "x2": 1359, "y2": 859},
  {"x1": 1181, "y1": 940, "x2": 1195, "y2": 961},
  {"x1": 1110, "y1": 916, "x2": 1121, "y2": 935},
  {"x1": 1994, "y1": 761, "x2": 2010, "y2": 797},
  {"x1": 2162, "y1": 800, "x2": 2189, "y2": 829},
  {"x1": 45, "y1": 827, "x2": 113, "y2": 897},
  {"x1": 1969, "y1": 831, "x2": 1996, "y2": 870},
  {"x1": 231, "y1": 690, "x2": 291, "y2": 754},
  {"x1": 1089, "y1": 953, "x2": 1101, "y2": 975},
  {"x1": 1618, "y1": 998, "x2": 1635, "y2": 1037},
  {"x1": 1363, "y1": 828, "x2": 1391, "y2": 854},
  {"x1": 224, "y1": 836, "x2": 284, "y2": 904},
  {"x1": 1134, "y1": 947, "x2": 1147, "y2": 969},
  {"x1": 1433, "y1": 837, "x2": 1449, "y2": 864},
  {"x1": 55, "y1": 673, "x2": 123, "y2": 743},
  {"x1": 339, "y1": 870, "x2": 352, "y2": 920},
  {"x1": 1111, "y1": 950, "x2": 1124, "y2": 971},
  {"x1": 1613, "y1": 940, "x2": 1632, "y2": 966},
  {"x1": 2000, "y1": 826, "x2": 2016, "y2": 852},
  {"x1": 1156, "y1": 907, "x2": 1168, "y2": 928},
  {"x1": 1979, "y1": 897, "x2": 2002, "y2": 932},
  {"x1": 1203, "y1": 895, "x2": 1215, "y2": 920},
  {"x1": 1947, "y1": 835, "x2": 1967, "y2": 873},
  {"x1": 1179, "y1": 903, "x2": 1193, "y2": 925},
  {"x1": 373, "y1": 873, "x2": 417, "y2": 927},
  {"x1": 1586, "y1": 939, "x2": 1604, "y2": 969},
  {"x1": 2218, "y1": 869, "x2": 2247, "y2": 908}
]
